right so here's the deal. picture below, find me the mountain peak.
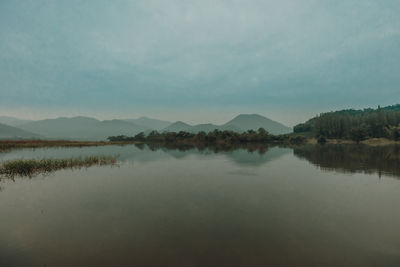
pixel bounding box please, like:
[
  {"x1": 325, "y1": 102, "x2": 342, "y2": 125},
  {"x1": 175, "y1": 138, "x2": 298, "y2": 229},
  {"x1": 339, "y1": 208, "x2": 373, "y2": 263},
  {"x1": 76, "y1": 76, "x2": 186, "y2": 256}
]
[
  {"x1": 162, "y1": 121, "x2": 192, "y2": 132},
  {"x1": 224, "y1": 114, "x2": 291, "y2": 135},
  {"x1": 172, "y1": 121, "x2": 191, "y2": 126}
]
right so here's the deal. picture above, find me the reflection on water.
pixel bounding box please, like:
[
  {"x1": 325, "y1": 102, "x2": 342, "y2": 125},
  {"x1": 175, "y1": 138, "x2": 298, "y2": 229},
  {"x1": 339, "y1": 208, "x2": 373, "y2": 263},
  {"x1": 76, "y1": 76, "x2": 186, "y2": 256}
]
[
  {"x1": 1, "y1": 144, "x2": 400, "y2": 267},
  {"x1": 0, "y1": 143, "x2": 291, "y2": 168},
  {"x1": 2, "y1": 143, "x2": 399, "y2": 178},
  {"x1": 293, "y1": 144, "x2": 400, "y2": 178}
]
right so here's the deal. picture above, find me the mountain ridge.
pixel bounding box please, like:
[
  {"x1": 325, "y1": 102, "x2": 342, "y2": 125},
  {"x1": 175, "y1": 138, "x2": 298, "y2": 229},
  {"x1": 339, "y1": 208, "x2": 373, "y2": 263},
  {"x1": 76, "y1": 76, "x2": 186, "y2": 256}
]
[
  {"x1": 0, "y1": 114, "x2": 292, "y2": 140},
  {"x1": 17, "y1": 116, "x2": 148, "y2": 140},
  {"x1": 0, "y1": 116, "x2": 32, "y2": 127},
  {"x1": 0, "y1": 122, "x2": 41, "y2": 139}
]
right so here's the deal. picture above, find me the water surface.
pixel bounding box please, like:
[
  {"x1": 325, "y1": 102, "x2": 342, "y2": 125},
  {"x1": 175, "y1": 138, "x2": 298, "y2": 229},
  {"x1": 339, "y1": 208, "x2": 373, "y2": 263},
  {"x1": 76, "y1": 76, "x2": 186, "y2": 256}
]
[{"x1": 1, "y1": 144, "x2": 399, "y2": 267}]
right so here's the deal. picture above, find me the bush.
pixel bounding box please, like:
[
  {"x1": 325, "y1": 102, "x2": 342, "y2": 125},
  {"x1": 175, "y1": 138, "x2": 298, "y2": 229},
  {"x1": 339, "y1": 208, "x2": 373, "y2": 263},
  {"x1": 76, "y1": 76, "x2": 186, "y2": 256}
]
[
  {"x1": 317, "y1": 136, "x2": 326, "y2": 144},
  {"x1": 289, "y1": 135, "x2": 307, "y2": 144}
]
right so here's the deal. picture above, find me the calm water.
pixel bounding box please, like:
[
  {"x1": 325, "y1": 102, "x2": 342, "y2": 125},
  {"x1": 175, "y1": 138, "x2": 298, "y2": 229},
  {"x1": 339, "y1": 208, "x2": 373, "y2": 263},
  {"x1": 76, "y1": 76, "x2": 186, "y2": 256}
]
[{"x1": 1, "y1": 144, "x2": 400, "y2": 267}]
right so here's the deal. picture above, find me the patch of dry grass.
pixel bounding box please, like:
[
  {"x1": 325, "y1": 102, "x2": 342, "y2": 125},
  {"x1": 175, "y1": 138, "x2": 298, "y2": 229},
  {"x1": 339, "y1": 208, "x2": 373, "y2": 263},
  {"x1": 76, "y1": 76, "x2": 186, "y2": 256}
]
[{"x1": 0, "y1": 156, "x2": 117, "y2": 177}]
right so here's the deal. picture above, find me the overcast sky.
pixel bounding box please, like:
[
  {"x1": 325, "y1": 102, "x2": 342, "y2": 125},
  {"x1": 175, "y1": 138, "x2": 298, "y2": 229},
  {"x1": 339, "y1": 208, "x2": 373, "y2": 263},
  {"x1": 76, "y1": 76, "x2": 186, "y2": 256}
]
[{"x1": 0, "y1": 0, "x2": 399, "y2": 126}]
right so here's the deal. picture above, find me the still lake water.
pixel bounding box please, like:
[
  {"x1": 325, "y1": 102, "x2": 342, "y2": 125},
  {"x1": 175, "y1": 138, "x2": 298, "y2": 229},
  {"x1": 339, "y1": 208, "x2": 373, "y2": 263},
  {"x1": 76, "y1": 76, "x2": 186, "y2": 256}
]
[{"x1": 1, "y1": 144, "x2": 400, "y2": 267}]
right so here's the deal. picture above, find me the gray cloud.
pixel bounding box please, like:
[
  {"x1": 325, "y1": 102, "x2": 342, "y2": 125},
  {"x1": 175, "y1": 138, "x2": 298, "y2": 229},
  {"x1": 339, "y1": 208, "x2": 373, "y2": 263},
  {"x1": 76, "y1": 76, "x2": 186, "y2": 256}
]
[{"x1": 0, "y1": 0, "x2": 399, "y2": 125}]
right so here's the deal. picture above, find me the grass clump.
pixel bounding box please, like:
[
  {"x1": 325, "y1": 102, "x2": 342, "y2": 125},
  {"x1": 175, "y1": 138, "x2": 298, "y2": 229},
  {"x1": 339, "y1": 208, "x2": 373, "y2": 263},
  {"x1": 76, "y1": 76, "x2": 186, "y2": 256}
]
[{"x1": 0, "y1": 155, "x2": 117, "y2": 178}]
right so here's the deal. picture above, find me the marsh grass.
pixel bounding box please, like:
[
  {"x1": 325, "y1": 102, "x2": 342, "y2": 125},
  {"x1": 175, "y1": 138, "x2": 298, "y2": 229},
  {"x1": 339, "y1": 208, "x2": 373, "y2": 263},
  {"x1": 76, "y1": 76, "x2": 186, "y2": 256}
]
[{"x1": 0, "y1": 155, "x2": 117, "y2": 178}]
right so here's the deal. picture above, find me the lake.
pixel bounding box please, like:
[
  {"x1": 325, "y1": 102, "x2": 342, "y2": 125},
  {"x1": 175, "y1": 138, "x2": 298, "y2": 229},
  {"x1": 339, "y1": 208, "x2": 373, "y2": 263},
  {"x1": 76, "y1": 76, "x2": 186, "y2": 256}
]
[{"x1": 1, "y1": 144, "x2": 400, "y2": 267}]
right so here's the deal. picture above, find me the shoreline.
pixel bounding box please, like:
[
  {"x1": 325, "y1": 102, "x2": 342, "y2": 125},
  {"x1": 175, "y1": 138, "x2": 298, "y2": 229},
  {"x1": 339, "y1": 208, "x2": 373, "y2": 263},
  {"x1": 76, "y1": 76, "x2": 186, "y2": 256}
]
[
  {"x1": 1, "y1": 137, "x2": 399, "y2": 153},
  {"x1": 307, "y1": 138, "x2": 400, "y2": 146},
  {"x1": 0, "y1": 140, "x2": 139, "y2": 152}
]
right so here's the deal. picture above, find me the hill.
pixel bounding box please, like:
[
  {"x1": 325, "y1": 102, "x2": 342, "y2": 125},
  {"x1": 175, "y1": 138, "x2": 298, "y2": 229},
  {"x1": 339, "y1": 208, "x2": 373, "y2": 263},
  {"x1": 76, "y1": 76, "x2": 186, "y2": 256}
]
[
  {"x1": 223, "y1": 114, "x2": 292, "y2": 135},
  {"x1": 0, "y1": 123, "x2": 41, "y2": 139},
  {"x1": 294, "y1": 104, "x2": 400, "y2": 140}
]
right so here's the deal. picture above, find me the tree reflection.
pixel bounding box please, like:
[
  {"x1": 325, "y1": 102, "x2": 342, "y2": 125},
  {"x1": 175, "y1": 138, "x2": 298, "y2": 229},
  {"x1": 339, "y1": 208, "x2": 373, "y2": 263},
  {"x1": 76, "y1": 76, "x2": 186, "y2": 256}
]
[
  {"x1": 144, "y1": 142, "x2": 274, "y2": 155},
  {"x1": 293, "y1": 144, "x2": 400, "y2": 178}
]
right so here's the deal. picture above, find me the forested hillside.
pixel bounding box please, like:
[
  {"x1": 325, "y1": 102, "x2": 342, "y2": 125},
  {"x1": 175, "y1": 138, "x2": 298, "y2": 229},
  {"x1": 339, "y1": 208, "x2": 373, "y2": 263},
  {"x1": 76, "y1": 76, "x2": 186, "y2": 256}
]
[{"x1": 294, "y1": 105, "x2": 400, "y2": 141}]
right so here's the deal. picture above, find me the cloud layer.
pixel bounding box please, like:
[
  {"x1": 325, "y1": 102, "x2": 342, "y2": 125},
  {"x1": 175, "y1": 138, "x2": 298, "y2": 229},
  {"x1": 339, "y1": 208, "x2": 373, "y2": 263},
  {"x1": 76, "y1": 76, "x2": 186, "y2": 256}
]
[{"x1": 0, "y1": 0, "x2": 399, "y2": 124}]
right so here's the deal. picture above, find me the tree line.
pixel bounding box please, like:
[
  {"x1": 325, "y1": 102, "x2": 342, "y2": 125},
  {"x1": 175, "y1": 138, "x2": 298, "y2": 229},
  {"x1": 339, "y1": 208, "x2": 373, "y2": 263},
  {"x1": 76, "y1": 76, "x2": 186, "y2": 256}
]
[
  {"x1": 294, "y1": 104, "x2": 400, "y2": 142},
  {"x1": 108, "y1": 128, "x2": 306, "y2": 145}
]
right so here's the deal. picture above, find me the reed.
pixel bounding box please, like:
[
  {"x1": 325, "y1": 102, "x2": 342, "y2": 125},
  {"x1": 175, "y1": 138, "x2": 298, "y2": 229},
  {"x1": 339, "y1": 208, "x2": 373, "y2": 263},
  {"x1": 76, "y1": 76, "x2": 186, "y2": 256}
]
[{"x1": 0, "y1": 155, "x2": 117, "y2": 177}]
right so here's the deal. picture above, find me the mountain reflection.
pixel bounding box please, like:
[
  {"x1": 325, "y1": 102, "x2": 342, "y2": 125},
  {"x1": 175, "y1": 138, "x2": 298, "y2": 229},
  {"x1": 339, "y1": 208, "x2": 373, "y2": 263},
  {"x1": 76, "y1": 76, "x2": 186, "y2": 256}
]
[
  {"x1": 142, "y1": 142, "x2": 272, "y2": 154},
  {"x1": 293, "y1": 144, "x2": 400, "y2": 178},
  {"x1": 143, "y1": 143, "x2": 290, "y2": 166},
  {"x1": 2, "y1": 143, "x2": 400, "y2": 179}
]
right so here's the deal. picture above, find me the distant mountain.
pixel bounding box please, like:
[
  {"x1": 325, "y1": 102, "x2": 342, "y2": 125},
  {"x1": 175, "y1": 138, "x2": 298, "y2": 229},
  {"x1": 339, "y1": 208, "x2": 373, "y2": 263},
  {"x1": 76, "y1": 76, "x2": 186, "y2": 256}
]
[
  {"x1": 0, "y1": 123, "x2": 41, "y2": 139},
  {"x1": 3, "y1": 113, "x2": 291, "y2": 140},
  {"x1": 124, "y1": 117, "x2": 171, "y2": 130},
  {"x1": 161, "y1": 114, "x2": 291, "y2": 134},
  {"x1": 0, "y1": 116, "x2": 32, "y2": 127},
  {"x1": 18, "y1": 116, "x2": 148, "y2": 140},
  {"x1": 223, "y1": 114, "x2": 292, "y2": 135}
]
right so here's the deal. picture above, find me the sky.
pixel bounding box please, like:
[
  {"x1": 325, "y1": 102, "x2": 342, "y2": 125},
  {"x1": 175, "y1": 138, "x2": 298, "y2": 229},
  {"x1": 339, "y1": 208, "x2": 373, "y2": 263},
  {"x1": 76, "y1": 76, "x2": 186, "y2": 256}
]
[{"x1": 0, "y1": 0, "x2": 399, "y2": 126}]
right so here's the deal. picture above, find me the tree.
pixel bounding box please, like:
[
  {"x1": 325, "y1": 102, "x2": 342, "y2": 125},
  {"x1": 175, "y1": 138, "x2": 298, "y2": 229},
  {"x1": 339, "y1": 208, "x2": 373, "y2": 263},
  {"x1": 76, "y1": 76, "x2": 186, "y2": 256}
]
[
  {"x1": 394, "y1": 128, "x2": 400, "y2": 141},
  {"x1": 385, "y1": 125, "x2": 400, "y2": 141},
  {"x1": 258, "y1": 127, "x2": 268, "y2": 135},
  {"x1": 350, "y1": 126, "x2": 368, "y2": 144},
  {"x1": 133, "y1": 132, "x2": 146, "y2": 142}
]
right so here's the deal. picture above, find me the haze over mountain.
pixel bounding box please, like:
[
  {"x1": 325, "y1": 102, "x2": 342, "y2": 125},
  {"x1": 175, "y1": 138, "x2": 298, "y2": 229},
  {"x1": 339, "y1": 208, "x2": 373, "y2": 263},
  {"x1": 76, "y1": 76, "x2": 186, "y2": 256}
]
[
  {"x1": 17, "y1": 116, "x2": 148, "y2": 140},
  {"x1": 0, "y1": 122, "x2": 41, "y2": 139},
  {"x1": 0, "y1": 116, "x2": 32, "y2": 127}
]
